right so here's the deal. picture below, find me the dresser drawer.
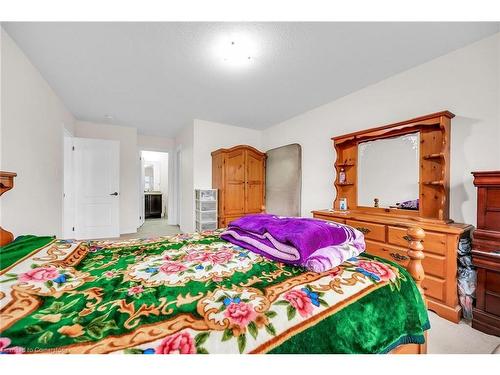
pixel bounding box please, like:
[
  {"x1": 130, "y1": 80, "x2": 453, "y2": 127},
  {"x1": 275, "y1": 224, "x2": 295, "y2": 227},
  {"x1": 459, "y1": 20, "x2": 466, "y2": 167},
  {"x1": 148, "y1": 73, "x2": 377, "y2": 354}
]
[
  {"x1": 421, "y1": 253, "x2": 446, "y2": 278},
  {"x1": 422, "y1": 276, "x2": 446, "y2": 301},
  {"x1": 485, "y1": 292, "x2": 500, "y2": 316},
  {"x1": 387, "y1": 226, "x2": 447, "y2": 256},
  {"x1": 365, "y1": 240, "x2": 446, "y2": 301},
  {"x1": 486, "y1": 270, "x2": 500, "y2": 295},
  {"x1": 365, "y1": 241, "x2": 446, "y2": 278},
  {"x1": 347, "y1": 220, "x2": 386, "y2": 242},
  {"x1": 315, "y1": 215, "x2": 346, "y2": 225},
  {"x1": 365, "y1": 241, "x2": 410, "y2": 268}
]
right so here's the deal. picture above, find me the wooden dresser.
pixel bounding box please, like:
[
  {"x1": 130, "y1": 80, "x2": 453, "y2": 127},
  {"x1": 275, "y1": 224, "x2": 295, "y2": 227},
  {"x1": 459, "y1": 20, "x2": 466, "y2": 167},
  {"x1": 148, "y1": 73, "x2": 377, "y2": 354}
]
[
  {"x1": 212, "y1": 145, "x2": 266, "y2": 227},
  {"x1": 313, "y1": 112, "x2": 473, "y2": 323},
  {"x1": 313, "y1": 210, "x2": 471, "y2": 322},
  {"x1": 471, "y1": 171, "x2": 500, "y2": 336}
]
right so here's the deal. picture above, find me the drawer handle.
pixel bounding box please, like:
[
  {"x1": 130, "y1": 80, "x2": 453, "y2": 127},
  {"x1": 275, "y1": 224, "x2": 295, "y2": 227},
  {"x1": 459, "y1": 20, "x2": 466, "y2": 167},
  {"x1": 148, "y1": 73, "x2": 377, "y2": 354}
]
[
  {"x1": 403, "y1": 235, "x2": 424, "y2": 243},
  {"x1": 356, "y1": 226, "x2": 371, "y2": 235},
  {"x1": 389, "y1": 252, "x2": 409, "y2": 262}
]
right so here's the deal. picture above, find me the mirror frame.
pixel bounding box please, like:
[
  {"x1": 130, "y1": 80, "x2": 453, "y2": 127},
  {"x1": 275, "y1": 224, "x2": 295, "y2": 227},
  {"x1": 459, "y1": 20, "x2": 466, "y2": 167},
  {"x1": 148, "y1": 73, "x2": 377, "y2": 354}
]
[{"x1": 331, "y1": 111, "x2": 455, "y2": 223}]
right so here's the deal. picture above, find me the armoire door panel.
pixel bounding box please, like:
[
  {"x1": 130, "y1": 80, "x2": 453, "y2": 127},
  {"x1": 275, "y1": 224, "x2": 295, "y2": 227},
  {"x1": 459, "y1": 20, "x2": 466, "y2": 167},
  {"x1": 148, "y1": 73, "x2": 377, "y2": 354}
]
[
  {"x1": 226, "y1": 150, "x2": 245, "y2": 183},
  {"x1": 246, "y1": 151, "x2": 264, "y2": 182},
  {"x1": 225, "y1": 182, "x2": 245, "y2": 214},
  {"x1": 246, "y1": 183, "x2": 264, "y2": 213}
]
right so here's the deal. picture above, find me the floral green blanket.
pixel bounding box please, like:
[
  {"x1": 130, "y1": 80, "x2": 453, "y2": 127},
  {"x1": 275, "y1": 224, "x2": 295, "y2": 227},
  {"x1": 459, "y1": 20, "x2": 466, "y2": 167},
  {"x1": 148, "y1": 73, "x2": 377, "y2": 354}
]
[{"x1": 0, "y1": 230, "x2": 429, "y2": 354}]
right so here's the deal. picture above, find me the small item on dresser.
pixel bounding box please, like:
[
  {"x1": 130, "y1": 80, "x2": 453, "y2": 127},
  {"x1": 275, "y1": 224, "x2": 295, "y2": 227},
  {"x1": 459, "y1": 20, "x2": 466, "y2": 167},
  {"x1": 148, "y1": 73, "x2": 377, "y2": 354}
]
[
  {"x1": 338, "y1": 167, "x2": 346, "y2": 184},
  {"x1": 374, "y1": 198, "x2": 379, "y2": 208},
  {"x1": 339, "y1": 198, "x2": 348, "y2": 211},
  {"x1": 395, "y1": 199, "x2": 419, "y2": 210}
]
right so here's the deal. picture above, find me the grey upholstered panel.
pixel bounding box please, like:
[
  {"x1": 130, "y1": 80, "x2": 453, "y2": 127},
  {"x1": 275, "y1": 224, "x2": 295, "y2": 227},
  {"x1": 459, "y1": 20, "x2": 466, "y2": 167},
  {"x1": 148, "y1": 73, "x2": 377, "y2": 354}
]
[{"x1": 265, "y1": 144, "x2": 302, "y2": 217}]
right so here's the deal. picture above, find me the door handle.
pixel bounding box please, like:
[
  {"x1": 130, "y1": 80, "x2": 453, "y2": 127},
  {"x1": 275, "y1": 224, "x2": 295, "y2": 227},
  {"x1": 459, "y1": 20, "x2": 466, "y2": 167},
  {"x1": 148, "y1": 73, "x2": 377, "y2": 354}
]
[{"x1": 110, "y1": 192, "x2": 119, "y2": 196}]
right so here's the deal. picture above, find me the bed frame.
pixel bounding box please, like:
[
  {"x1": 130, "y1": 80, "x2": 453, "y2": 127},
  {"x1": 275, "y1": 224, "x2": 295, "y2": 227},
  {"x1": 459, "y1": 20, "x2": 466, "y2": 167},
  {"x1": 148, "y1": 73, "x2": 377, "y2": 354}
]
[{"x1": 389, "y1": 226, "x2": 427, "y2": 354}]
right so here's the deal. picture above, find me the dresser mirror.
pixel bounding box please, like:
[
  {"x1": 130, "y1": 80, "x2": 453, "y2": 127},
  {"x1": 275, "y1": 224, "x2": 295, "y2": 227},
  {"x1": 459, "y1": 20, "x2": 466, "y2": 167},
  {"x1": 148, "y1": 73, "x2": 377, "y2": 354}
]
[{"x1": 357, "y1": 132, "x2": 420, "y2": 209}]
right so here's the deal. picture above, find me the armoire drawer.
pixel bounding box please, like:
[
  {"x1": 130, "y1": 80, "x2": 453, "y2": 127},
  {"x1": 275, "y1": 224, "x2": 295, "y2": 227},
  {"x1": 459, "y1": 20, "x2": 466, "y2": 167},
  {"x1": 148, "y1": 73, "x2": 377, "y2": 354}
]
[
  {"x1": 346, "y1": 220, "x2": 386, "y2": 242},
  {"x1": 365, "y1": 241, "x2": 446, "y2": 278},
  {"x1": 387, "y1": 226, "x2": 447, "y2": 256}
]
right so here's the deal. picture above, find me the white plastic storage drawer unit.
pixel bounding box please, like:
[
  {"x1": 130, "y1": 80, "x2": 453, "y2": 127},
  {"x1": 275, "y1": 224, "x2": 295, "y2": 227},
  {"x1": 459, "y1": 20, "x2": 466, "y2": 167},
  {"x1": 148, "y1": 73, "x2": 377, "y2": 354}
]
[{"x1": 195, "y1": 189, "x2": 218, "y2": 232}]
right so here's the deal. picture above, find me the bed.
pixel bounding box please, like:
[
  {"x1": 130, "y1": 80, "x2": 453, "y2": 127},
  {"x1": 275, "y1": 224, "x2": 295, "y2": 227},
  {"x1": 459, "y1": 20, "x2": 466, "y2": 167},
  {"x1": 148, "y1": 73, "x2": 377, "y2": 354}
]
[{"x1": 0, "y1": 227, "x2": 429, "y2": 354}]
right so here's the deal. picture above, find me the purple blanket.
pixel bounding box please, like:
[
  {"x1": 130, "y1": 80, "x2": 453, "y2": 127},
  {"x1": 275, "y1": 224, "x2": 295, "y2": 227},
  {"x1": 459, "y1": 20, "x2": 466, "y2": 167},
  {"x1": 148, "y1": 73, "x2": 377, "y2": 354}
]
[{"x1": 220, "y1": 214, "x2": 365, "y2": 272}]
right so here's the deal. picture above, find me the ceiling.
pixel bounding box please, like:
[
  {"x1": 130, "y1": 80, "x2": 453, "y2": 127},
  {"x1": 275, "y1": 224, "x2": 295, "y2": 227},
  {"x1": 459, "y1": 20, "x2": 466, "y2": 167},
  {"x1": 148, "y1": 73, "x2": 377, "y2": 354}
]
[{"x1": 3, "y1": 22, "x2": 499, "y2": 137}]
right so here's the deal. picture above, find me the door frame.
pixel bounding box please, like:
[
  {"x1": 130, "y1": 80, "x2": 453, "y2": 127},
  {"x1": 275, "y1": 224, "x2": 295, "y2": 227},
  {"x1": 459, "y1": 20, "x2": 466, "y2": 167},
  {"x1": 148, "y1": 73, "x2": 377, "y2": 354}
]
[
  {"x1": 137, "y1": 147, "x2": 175, "y2": 227},
  {"x1": 168, "y1": 145, "x2": 182, "y2": 226},
  {"x1": 62, "y1": 128, "x2": 75, "y2": 239},
  {"x1": 138, "y1": 149, "x2": 145, "y2": 228}
]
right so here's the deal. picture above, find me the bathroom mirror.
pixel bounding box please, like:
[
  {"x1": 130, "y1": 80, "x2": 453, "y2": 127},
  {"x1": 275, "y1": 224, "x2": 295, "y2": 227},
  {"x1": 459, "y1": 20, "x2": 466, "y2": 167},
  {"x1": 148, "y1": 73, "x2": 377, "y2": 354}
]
[{"x1": 357, "y1": 132, "x2": 420, "y2": 209}]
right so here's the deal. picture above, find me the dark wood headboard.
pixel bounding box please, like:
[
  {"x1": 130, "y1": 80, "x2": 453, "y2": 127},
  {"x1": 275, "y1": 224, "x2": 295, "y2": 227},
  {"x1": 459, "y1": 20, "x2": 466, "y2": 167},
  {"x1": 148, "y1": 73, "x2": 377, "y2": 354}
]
[{"x1": 0, "y1": 171, "x2": 17, "y2": 246}]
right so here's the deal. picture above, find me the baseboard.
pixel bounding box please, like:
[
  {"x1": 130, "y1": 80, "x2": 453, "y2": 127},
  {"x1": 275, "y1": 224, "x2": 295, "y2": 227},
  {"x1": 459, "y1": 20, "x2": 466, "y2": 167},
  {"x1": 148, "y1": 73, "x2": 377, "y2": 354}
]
[{"x1": 120, "y1": 228, "x2": 138, "y2": 235}]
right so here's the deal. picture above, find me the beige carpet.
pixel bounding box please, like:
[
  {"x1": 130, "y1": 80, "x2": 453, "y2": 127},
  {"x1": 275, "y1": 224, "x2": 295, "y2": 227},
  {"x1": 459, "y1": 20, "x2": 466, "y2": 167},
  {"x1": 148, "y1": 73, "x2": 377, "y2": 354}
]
[
  {"x1": 119, "y1": 218, "x2": 180, "y2": 240},
  {"x1": 119, "y1": 223, "x2": 499, "y2": 353},
  {"x1": 428, "y1": 311, "x2": 500, "y2": 353}
]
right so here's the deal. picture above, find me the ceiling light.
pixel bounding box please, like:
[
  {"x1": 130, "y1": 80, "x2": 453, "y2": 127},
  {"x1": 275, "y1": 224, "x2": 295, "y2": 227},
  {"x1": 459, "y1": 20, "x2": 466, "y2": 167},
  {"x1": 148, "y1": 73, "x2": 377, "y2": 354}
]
[{"x1": 213, "y1": 34, "x2": 257, "y2": 68}]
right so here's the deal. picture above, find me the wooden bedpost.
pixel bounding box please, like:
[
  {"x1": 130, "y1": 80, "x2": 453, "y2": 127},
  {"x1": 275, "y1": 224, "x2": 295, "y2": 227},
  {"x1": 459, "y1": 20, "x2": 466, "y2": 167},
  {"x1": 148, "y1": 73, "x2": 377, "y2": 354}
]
[
  {"x1": 0, "y1": 171, "x2": 17, "y2": 246},
  {"x1": 406, "y1": 227, "x2": 426, "y2": 304},
  {"x1": 390, "y1": 226, "x2": 428, "y2": 354}
]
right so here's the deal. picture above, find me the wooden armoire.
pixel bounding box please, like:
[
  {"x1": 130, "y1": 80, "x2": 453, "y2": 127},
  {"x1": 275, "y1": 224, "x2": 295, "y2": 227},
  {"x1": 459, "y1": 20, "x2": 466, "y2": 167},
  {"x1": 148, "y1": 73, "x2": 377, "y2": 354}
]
[{"x1": 212, "y1": 145, "x2": 266, "y2": 227}]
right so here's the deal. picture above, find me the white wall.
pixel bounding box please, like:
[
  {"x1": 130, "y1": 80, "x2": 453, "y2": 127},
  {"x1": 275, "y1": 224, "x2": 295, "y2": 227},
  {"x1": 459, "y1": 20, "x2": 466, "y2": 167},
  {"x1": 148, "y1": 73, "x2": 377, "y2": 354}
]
[
  {"x1": 262, "y1": 33, "x2": 500, "y2": 226},
  {"x1": 1, "y1": 28, "x2": 75, "y2": 238},
  {"x1": 193, "y1": 119, "x2": 263, "y2": 189},
  {"x1": 138, "y1": 135, "x2": 174, "y2": 152},
  {"x1": 174, "y1": 119, "x2": 263, "y2": 232},
  {"x1": 74, "y1": 121, "x2": 139, "y2": 234}
]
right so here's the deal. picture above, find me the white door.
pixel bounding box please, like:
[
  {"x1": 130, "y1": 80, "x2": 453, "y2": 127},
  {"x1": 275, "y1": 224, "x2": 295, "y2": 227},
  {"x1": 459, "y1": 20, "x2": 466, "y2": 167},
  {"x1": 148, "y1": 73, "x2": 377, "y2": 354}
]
[{"x1": 74, "y1": 138, "x2": 120, "y2": 239}]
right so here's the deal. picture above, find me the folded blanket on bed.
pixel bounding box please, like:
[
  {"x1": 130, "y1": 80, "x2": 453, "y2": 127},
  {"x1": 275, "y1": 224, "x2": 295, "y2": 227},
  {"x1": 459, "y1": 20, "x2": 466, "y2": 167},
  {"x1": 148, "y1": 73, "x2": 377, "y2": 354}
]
[{"x1": 220, "y1": 214, "x2": 365, "y2": 272}]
